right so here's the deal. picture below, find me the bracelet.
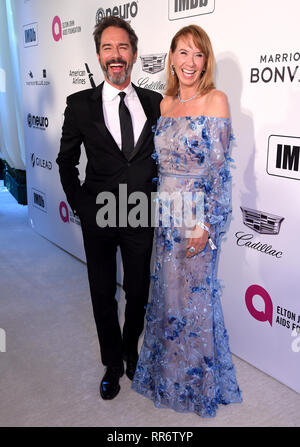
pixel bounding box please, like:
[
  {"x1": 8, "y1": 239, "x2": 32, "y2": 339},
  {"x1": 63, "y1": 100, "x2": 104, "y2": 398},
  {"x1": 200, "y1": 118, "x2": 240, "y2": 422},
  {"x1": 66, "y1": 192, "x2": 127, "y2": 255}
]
[
  {"x1": 196, "y1": 221, "x2": 210, "y2": 233},
  {"x1": 208, "y1": 237, "x2": 217, "y2": 250}
]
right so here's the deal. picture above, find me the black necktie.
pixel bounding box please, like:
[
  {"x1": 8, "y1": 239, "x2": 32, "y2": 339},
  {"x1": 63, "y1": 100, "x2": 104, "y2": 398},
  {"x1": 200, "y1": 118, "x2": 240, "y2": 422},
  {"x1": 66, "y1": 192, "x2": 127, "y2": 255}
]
[{"x1": 119, "y1": 92, "x2": 134, "y2": 160}]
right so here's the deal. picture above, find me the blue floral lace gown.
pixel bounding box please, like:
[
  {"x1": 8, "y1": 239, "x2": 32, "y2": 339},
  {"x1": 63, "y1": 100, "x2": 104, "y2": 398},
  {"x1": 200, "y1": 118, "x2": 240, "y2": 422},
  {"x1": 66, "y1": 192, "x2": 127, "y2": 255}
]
[{"x1": 131, "y1": 116, "x2": 242, "y2": 417}]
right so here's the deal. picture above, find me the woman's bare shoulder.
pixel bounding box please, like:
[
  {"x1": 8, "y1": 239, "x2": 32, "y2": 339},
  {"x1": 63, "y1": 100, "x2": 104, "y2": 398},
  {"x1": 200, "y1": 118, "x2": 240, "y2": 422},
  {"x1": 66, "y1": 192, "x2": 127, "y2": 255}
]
[
  {"x1": 160, "y1": 95, "x2": 175, "y2": 115},
  {"x1": 205, "y1": 89, "x2": 229, "y2": 118}
]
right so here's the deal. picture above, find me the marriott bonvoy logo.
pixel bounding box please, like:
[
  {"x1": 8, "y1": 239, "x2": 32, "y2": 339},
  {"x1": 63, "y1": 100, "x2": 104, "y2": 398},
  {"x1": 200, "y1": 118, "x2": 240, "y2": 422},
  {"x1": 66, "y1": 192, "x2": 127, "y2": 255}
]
[{"x1": 168, "y1": 0, "x2": 215, "y2": 21}]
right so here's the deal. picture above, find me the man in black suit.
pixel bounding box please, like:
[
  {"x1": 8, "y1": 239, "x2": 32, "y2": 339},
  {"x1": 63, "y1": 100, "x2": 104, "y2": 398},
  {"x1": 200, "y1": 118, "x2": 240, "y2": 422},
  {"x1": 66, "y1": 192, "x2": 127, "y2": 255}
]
[{"x1": 56, "y1": 16, "x2": 162, "y2": 400}]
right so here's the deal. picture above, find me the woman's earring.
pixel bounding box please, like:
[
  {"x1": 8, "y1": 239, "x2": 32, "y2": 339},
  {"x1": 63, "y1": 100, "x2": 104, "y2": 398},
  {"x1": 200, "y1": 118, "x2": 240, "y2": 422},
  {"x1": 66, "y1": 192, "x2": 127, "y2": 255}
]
[
  {"x1": 201, "y1": 69, "x2": 206, "y2": 76},
  {"x1": 170, "y1": 64, "x2": 175, "y2": 76}
]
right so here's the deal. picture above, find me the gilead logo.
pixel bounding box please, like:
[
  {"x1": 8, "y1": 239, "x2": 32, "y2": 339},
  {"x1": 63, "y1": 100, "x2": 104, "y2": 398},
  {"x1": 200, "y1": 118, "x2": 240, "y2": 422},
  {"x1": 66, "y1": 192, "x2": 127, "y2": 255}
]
[{"x1": 245, "y1": 284, "x2": 273, "y2": 326}]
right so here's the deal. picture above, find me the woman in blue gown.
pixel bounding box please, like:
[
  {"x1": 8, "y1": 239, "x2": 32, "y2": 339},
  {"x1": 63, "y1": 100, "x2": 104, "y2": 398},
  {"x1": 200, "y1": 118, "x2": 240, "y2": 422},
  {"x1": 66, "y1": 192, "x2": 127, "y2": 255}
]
[{"x1": 132, "y1": 24, "x2": 242, "y2": 417}]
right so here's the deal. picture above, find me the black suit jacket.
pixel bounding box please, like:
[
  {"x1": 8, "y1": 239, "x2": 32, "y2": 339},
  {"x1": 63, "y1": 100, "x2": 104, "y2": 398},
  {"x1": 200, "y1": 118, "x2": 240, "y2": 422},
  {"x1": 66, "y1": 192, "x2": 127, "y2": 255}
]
[{"x1": 56, "y1": 82, "x2": 162, "y2": 217}]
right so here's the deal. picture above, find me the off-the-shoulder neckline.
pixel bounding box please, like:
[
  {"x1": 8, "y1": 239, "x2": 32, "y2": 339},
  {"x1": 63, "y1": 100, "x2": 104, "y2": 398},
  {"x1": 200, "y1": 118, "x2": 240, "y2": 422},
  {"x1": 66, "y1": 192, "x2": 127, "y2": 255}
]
[{"x1": 159, "y1": 115, "x2": 230, "y2": 121}]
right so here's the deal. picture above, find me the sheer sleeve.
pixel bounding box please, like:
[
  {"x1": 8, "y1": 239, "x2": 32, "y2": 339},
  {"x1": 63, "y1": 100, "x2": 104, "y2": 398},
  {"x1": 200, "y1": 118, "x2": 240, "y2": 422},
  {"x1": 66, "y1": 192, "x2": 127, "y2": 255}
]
[{"x1": 203, "y1": 119, "x2": 233, "y2": 228}]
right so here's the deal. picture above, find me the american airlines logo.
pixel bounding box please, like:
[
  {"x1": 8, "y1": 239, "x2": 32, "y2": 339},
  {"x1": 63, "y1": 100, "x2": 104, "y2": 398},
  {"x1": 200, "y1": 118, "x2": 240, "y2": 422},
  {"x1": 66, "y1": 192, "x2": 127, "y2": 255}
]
[
  {"x1": 168, "y1": 0, "x2": 215, "y2": 21},
  {"x1": 267, "y1": 135, "x2": 300, "y2": 181}
]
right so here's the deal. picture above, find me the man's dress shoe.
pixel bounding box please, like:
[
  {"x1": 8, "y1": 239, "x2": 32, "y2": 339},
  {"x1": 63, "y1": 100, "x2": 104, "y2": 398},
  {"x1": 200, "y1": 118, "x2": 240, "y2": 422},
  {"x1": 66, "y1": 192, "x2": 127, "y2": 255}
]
[
  {"x1": 100, "y1": 365, "x2": 124, "y2": 400},
  {"x1": 124, "y1": 355, "x2": 138, "y2": 381}
]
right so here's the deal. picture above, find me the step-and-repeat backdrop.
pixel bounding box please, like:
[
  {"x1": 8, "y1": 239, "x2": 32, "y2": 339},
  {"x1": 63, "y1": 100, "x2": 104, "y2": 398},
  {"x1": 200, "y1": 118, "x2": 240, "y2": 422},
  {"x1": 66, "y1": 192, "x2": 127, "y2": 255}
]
[{"x1": 15, "y1": 0, "x2": 300, "y2": 393}]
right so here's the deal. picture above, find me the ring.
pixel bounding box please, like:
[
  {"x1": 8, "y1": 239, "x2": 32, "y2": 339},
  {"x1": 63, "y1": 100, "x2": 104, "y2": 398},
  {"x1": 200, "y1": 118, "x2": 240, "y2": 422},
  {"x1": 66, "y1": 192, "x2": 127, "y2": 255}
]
[{"x1": 189, "y1": 246, "x2": 196, "y2": 253}]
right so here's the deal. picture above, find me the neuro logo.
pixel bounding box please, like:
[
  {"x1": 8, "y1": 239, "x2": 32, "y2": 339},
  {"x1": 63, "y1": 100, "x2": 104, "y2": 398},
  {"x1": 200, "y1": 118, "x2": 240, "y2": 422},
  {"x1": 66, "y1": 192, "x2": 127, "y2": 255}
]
[
  {"x1": 27, "y1": 113, "x2": 49, "y2": 130},
  {"x1": 168, "y1": 0, "x2": 215, "y2": 21},
  {"x1": 267, "y1": 135, "x2": 300, "y2": 181},
  {"x1": 52, "y1": 16, "x2": 62, "y2": 41},
  {"x1": 96, "y1": 8, "x2": 105, "y2": 22},
  {"x1": 240, "y1": 206, "x2": 284, "y2": 235},
  {"x1": 140, "y1": 54, "x2": 167, "y2": 75},
  {"x1": 95, "y1": 2, "x2": 138, "y2": 24},
  {"x1": 245, "y1": 284, "x2": 273, "y2": 327}
]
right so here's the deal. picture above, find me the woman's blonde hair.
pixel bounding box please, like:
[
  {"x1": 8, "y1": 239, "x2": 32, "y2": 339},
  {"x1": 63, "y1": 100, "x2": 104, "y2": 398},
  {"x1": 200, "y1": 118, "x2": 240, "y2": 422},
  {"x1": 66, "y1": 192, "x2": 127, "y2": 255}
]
[{"x1": 165, "y1": 24, "x2": 215, "y2": 97}]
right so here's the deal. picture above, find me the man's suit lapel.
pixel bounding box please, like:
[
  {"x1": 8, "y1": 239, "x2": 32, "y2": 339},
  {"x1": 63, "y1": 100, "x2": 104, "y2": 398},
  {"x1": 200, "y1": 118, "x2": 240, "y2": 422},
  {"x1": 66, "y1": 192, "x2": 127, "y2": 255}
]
[
  {"x1": 90, "y1": 82, "x2": 125, "y2": 160},
  {"x1": 128, "y1": 84, "x2": 155, "y2": 162}
]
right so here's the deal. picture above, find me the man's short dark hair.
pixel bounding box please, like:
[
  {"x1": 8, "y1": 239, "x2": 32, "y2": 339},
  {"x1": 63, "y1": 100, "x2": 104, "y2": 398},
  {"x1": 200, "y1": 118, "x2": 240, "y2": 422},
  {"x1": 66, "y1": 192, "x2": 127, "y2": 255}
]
[{"x1": 93, "y1": 16, "x2": 138, "y2": 55}]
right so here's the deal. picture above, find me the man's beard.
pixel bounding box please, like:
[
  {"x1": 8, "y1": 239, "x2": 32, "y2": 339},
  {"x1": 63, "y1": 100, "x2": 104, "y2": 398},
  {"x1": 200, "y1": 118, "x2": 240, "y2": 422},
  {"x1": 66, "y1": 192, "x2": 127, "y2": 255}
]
[{"x1": 100, "y1": 57, "x2": 134, "y2": 86}]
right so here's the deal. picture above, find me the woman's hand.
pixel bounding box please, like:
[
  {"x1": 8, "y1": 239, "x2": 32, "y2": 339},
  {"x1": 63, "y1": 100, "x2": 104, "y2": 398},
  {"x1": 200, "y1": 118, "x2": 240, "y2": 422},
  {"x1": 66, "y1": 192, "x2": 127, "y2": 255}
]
[{"x1": 186, "y1": 224, "x2": 210, "y2": 258}]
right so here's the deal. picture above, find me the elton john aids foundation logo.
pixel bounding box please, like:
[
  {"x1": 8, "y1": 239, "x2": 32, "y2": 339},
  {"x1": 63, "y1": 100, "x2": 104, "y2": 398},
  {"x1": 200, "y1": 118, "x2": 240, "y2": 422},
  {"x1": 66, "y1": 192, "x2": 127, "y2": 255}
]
[
  {"x1": 52, "y1": 16, "x2": 81, "y2": 41},
  {"x1": 245, "y1": 284, "x2": 273, "y2": 326},
  {"x1": 59, "y1": 201, "x2": 69, "y2": 223},
  {"x1": 52, "y1": 16, "x2": 62, "y2": 41},
  {"x1": 59, "y1": 201, "x2": 80, "y2": 226},
  {"x1": 245, "y1": 285, "x2": 300, "y2": 352}
]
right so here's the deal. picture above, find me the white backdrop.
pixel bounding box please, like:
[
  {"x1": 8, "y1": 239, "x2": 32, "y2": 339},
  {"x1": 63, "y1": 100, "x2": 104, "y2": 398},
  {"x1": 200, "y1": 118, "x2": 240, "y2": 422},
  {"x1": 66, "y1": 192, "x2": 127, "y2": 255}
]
[{"x1": 14, "y1": 0, "x2": 300, "y2": 393}]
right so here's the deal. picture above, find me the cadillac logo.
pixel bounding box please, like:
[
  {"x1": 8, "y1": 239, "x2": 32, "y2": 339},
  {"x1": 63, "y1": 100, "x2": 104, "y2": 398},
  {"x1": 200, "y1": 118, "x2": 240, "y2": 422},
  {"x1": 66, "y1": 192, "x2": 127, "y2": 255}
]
[
  {"x1": 241, "y1": 206, "x2": 284, "y2": 235},
  {"x1": 140, "y1": 53, "x2": 167, "y2": 74}
]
